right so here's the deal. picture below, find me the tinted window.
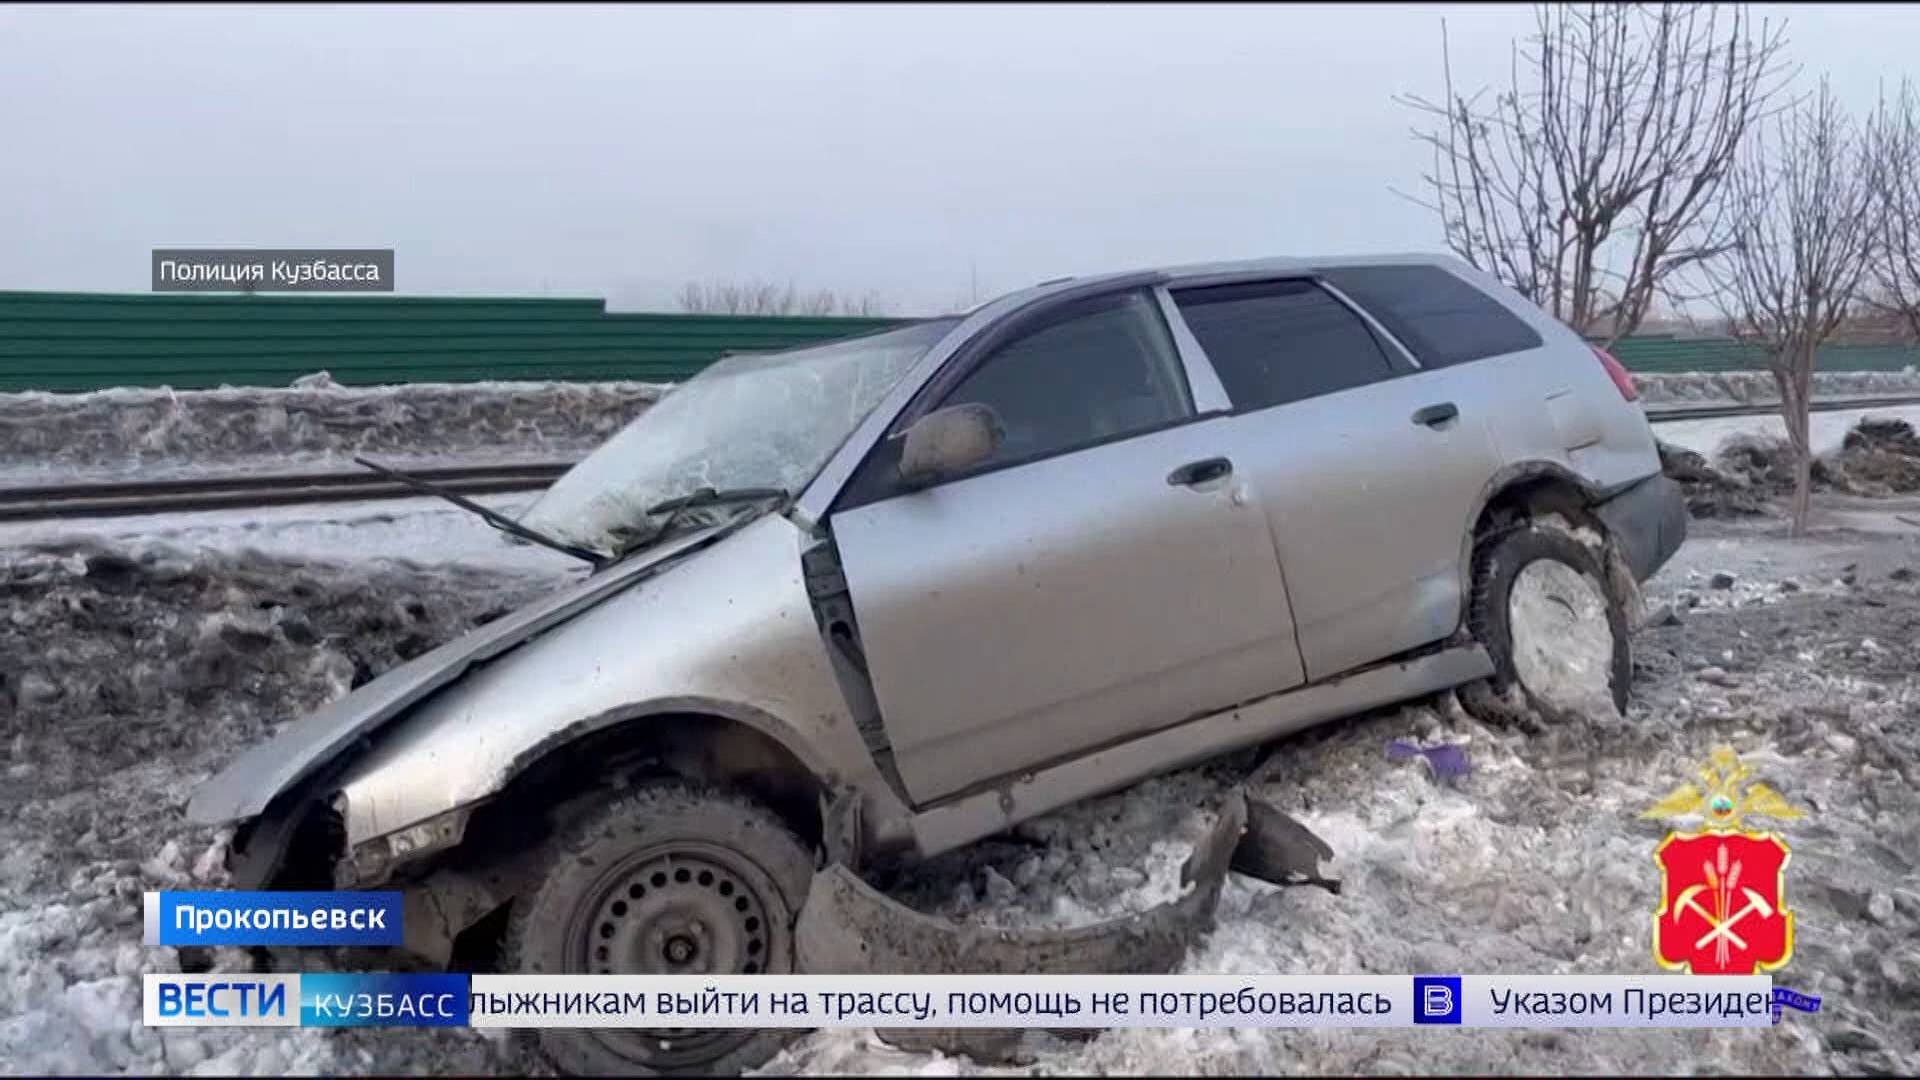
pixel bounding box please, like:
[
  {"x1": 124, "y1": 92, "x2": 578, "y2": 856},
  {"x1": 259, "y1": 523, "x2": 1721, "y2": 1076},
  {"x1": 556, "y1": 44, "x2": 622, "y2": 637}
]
[
  {"x1": 934, "y1": 289, "x2": 1194, "y2": 470},
  {"x1": 1320, "y1": 264, "x2": 1543, "y2": 367},
  {"x1": 1172, "y1": 279, "x2": 1395, "y2": 411}
]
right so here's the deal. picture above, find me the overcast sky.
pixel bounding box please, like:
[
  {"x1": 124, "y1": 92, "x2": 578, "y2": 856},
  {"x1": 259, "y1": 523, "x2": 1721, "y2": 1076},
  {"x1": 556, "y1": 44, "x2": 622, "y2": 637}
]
[{"x1": 1, "y1": 3, "x2": 1915, "y2": 314}]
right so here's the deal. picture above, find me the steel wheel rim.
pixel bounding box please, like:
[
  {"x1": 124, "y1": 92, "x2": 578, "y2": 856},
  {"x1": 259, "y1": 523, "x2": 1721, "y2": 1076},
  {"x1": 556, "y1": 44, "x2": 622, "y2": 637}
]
[{"x1": 567, "y1": 839, "x2": 786, "y2": 1068}]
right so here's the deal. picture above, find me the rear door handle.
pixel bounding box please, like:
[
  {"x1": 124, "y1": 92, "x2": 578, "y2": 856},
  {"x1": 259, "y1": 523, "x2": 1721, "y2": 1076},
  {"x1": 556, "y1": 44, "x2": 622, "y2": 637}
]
[
  {"x1": 1167, "y1": 456, "x2": 1233, "y2": 487},
  {"x1": 1413, "y1": 402, "x2": 1459, "y2": 428}
]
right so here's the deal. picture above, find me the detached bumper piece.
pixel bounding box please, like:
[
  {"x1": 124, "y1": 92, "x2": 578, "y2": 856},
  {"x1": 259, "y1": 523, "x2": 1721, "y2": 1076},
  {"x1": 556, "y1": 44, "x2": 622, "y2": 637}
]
[{"x1": 796, "y1": 791, "x2": 1336, "y2": 1061}]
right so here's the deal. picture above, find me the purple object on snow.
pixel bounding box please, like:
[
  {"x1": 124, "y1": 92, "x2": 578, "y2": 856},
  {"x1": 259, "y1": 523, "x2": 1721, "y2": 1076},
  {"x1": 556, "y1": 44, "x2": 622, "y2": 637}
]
[{"x1": 1387, "y1": 739, "x2": 1471, "y2": 781}]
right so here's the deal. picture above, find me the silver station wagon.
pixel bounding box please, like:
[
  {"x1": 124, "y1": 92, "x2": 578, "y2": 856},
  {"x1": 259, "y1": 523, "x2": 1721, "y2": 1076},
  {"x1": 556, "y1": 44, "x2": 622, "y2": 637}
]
[{"x1": 191, "y1": 253, "x2": 1685, "y2": 1073}]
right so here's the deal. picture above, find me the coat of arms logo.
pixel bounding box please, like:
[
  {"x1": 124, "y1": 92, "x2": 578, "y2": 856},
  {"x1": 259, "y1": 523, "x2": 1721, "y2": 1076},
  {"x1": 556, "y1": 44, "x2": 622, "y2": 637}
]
[{"x1": 1640, "y1": 746, "x2": 1805, "y2": 975}]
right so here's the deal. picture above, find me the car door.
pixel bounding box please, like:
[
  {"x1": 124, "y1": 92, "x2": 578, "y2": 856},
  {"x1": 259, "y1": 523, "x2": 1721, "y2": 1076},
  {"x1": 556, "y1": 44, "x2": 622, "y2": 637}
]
[
  {"x1": 1165, "y1": 277, "x2": 1505, "y2": 680},
  {"x1": 828, "y1": 287, "x2": 1305, "y2": 805}
]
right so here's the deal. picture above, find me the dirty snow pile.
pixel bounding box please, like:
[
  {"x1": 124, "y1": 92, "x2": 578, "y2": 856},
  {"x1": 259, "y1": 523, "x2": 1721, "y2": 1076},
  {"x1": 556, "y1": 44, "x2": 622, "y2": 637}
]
[
  {"x1": 0, "y1": 379, "x2": 663, "y2": 484},
  {"x1": 0, "y1": 543, "x2": 560, "y2": 1074},
  {"x1": 1661, "y1": 416, "x2": 1920, "y2": 518},
  {"x1": 1637, "y1": 369, "x2": 1920, "y2": 406}
]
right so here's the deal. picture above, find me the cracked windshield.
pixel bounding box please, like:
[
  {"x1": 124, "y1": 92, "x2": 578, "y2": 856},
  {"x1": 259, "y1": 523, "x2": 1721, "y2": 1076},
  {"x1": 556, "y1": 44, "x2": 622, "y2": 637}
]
[{"x1": 519, "y1": 317, "x2": 957, "y2": 553}]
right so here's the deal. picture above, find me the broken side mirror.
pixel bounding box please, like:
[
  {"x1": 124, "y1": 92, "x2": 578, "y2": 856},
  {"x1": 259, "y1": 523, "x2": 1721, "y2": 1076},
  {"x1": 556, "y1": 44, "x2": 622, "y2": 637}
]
[{"x1": 897, "y1": 403, "x2": 1004, "y2": 487}]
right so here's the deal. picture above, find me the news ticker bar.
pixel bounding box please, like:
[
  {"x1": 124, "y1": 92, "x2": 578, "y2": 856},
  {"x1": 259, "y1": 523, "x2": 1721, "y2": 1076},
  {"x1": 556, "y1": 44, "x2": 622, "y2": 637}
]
[{"x1": 146, "y1": 973, "x2": 1812, "y2": 1030}]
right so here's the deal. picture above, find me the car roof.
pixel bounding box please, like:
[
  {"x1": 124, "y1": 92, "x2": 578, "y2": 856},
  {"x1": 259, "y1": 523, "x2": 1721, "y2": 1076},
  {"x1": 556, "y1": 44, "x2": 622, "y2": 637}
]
[{"x1": 988, "y1": 252, "x2": 1463, "y2": 310}]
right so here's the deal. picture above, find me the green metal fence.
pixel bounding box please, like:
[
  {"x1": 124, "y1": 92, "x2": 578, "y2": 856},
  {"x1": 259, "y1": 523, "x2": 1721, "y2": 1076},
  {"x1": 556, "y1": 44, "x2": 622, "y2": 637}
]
[
  {"x1": 1604, "y1": 335, "x2": 1919, "y2": 374},
  {"x1": 1, "y1": 290, "x2": 1915, "y2": 393},
  {"x1": 0, "y1": 291, "x2": 901, "y2": 392}
]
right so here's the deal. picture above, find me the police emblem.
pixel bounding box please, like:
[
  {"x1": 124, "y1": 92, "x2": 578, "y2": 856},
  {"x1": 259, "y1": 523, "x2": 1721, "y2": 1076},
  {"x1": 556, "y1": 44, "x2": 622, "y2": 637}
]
[{"x1": 1640, "y1": 746, "x2": 1805, "y2": 975}]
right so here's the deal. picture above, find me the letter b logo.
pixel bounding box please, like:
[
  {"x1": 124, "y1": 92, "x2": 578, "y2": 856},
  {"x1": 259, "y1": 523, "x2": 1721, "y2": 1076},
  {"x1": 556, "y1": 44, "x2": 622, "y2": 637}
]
[{"x1": 1414, "y1": 976, "x2": 1462, "y2": 1024}]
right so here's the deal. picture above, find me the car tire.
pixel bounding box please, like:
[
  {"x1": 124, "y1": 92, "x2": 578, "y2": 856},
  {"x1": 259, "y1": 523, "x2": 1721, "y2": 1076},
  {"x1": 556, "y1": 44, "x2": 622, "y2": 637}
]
[
  {"x1": 1461, "y1": 523, "x2": 1631, "y2": 730},
  {"x1": 504, "y1": 782, "x2": 815, "y2": 1076}
]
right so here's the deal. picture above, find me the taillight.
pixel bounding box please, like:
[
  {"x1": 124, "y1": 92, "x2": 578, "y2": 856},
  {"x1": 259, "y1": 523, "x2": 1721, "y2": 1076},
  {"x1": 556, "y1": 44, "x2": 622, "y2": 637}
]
[{"x1": 1592, "y1": 345, "x2": 1639, "y2": 402}]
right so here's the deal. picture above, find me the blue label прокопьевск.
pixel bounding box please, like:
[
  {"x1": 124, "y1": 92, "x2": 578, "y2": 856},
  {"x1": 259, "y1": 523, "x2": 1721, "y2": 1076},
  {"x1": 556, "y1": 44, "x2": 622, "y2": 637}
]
[{"x1": 145, "y1": 891, "x2": 404, "y2": 948}]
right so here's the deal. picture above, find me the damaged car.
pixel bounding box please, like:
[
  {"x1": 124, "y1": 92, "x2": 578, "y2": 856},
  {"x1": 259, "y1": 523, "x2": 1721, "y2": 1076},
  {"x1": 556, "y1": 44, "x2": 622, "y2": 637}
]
[{"x1": 188, "y1": 253, "x2": 1686, "y2": 1074}]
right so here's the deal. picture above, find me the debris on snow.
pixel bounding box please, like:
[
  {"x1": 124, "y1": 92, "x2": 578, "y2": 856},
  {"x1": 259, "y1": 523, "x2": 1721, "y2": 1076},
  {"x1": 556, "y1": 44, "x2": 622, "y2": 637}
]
[{"x1": 1385, "y1": 739, "x2": 1471, "y2": 785}]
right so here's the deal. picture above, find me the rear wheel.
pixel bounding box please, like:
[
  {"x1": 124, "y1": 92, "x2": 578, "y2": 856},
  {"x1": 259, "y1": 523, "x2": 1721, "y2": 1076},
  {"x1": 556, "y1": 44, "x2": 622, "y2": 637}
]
[
  {"x1": 505, "y1": 782, "x2": 814, "y2": 1076},
  {"x1": 1461, "y1": 524, "x2": 1631, "y2": 729}
]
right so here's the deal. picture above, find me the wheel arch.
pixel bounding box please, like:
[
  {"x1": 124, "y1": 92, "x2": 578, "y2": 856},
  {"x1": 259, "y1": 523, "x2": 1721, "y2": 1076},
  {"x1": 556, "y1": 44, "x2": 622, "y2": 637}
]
[
  {"x1": 1455, "y1": 460, "x2": 1609, "y2": 623},
  {"x1": 400, "y1": 700, "x2": 836, "y2": 971},
  {"x1": 480, "y1": 697, "x2": 839, "y2": 854}
]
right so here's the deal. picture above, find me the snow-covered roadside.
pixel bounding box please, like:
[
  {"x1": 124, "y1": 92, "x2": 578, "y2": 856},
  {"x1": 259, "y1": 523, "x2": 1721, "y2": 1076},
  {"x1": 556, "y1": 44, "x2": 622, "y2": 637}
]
[
  {"x1": 1654, "y1": 404, "x2": 1920, "y2": 460},
  {"x1": 0, "y1": 546, "x2": 563, "y2": 1074},
  {"x1": 1637, "y1": 369, "x2": 1920, "y2": 405},
  {"x1": 0, "y1": 378, "x2": 663, "y2": 486},
  {"x1": 3, "y1": 514, "x2": 1916, "y2": 1076},
  {"x1": 0, "y1": 494, "x2": 587, "y2": 576}
]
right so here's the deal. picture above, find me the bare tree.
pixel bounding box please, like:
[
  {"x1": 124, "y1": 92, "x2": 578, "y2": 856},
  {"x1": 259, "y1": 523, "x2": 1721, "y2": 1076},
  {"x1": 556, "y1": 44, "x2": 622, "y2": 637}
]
[
  {"x1": 1705, "y1": 80, "x2": 1884, "y2": 536},
  {"x1": 675, "y1": 279, "x2": 890, "y2": 317},
  {"x1": 1872, "y1": 80, "x2": 1920, "y2": 340},
  {"x1": 1400, "y1": 4, "x2": 1793, "y2": 343}
]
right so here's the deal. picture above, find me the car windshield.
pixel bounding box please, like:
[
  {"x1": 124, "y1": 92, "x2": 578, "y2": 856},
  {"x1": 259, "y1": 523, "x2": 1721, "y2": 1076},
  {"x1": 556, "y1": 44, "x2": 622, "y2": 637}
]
[{"x1": 518, "y1": 318, "x2": 958, "y2": 555}]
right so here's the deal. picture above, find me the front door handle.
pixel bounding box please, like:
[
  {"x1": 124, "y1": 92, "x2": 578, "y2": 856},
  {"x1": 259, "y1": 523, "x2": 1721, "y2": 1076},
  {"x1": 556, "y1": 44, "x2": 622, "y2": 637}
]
[
  {"x1": 1167, "y1": 456, "x2": 1233, "y2": 487},
  {"x1": 1413, "y1": 402, "x2": 1459, "y2": 428}
]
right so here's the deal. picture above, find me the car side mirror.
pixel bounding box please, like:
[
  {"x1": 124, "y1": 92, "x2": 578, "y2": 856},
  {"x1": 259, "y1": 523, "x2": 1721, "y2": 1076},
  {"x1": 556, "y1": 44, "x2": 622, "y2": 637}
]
[{"x1": 898, "y1": 403, "x2": 1004, "y2": 486}]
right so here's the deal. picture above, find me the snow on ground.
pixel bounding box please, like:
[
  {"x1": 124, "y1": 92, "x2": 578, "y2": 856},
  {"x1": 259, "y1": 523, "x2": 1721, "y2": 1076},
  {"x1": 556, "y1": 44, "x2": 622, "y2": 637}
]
[
  {"x1": 1636, "y1": 369, "x2": 1920, "y2": 405},
  {"x1": 4, "y1": 505, "x2": 1917, "y2": 1076},
  {"x1": 1653, "y1": 404, "x2": 1920, "y2": 460},
  {"x1": 0, "y1": 378, "x2": 662, "y2": 486},
  {"x1": 0, "y1": 546, "x2": 561, "y2": 1075},
  {"x1": 0, "y1": 494, "x2": 588, "y2": 576},
  {"x1": 3, "y1": 378, "x2": 1919, "y2": 1075}
]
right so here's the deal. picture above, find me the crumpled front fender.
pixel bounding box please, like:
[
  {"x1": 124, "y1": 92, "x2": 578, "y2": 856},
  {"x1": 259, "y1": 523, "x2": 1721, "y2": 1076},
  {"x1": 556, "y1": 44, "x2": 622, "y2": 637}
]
[
  {"x1": 320, "y1": 513, "x2": 896, "y2": 861},
  {"x1": 187, "y1": 524, "x2": 732, "y2": 827}
]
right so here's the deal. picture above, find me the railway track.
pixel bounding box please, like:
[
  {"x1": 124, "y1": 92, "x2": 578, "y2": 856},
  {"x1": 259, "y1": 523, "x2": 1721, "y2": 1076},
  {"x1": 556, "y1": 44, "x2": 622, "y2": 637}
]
[{"x1": 4, "y1": 395, "x2": 1919, "y2": 523}]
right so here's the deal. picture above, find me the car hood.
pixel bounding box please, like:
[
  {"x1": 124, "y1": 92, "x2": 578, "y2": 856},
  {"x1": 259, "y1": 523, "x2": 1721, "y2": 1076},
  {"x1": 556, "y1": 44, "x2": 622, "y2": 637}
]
[{"x1": 187, "y1": 521, "x2": 740, "y2": 825}]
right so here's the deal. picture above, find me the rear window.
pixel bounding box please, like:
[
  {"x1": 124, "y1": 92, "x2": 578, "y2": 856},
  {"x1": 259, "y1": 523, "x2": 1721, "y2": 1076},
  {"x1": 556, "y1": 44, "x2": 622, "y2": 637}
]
[
  {"x1": 1320, "y1": 264, "x2": 1543, "y2": 368},
  {"x1": 1172, "y1": 279, "x2": 1396, "y2": 411}
]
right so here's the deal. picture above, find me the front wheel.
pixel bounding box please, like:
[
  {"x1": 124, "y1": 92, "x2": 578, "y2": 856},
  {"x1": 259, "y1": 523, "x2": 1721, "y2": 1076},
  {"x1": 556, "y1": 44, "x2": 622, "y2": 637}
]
[
  {"x1": 505, "y1": 782, "x2": 814, "y2": 1076},
  {"x1": 1461, "y1": 523, "x2": 1631, "y2": 729}
]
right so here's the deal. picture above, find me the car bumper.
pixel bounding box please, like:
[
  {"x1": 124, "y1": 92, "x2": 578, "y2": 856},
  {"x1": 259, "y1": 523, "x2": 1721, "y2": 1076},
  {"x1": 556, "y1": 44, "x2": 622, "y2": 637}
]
[{"x1": 1593, "y1": 472, "x2": 1687, "y2": 582}]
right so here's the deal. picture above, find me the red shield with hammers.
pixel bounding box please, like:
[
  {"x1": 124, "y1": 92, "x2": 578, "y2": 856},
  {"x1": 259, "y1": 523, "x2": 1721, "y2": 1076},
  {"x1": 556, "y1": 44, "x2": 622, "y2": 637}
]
[{"x1": 1652, "y1": 831, "x2": 1793, "y2": 974}]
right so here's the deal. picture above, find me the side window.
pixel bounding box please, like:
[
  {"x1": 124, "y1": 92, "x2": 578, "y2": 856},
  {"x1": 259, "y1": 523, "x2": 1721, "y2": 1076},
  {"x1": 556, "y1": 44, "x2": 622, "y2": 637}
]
[
  {"x1": 1171, "y1": 279, "x2": 1395, "y2": 411},
  {"x1": 1319, "y1": 264, "x2": 1544, "y2": 368},
  {"x1": 935, "y1": 288, "x2": 1194, "y2": 469}
]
